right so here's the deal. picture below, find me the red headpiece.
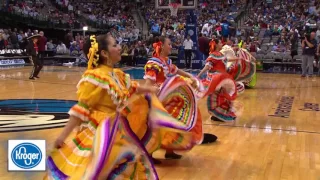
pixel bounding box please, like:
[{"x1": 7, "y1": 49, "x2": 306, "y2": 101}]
[{"x1": 152, "y1": 41, "x2": 162, "y2": 58}]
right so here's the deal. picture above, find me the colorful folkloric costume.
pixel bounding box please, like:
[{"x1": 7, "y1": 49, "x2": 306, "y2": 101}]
[
  {"x1": 44, "y1": 36, "x2": 196, "y2": 180},
  {"x1": 220, "y1": 45, "x2": 256, "y2": 95},
  {"x1": 198, "y1": 51, "x2": 237, "y2": 122},
  {"x1": 194, "y1": 41, "x2": 238, "y2": 122},
  {"x1": 144, "y1": 41, "x2": 204, "y2": 146},
  {"x1": 44, "y1": 65, "x2": 158, "y2": 180},
  {"x1": 236, "y1": 47, "x2": 257, "y2": 89}
]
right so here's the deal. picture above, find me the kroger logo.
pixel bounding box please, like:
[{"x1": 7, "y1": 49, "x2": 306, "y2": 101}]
[{"x1": 11, "y1": 143, "x2": 42, "y2": 169}]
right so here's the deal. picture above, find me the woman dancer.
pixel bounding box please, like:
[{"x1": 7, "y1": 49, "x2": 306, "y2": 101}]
[
  {"x1": 44, "y1": 35, "x2": 195, "y2": 179},
  {"x1": 144, "y1": 36, "x2": 217, "y2": 161},
  {"x1": 197, "y1": 38, "x2": 238, "y2": 122},
  {"x1": 219, "y1": 41, "x2": 256, "y2": 95},
  {"x1": 236, "y1": 41, "x2": 257, "y2": 89}
]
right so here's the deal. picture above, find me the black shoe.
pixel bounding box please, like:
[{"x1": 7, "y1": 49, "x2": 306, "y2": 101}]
[
  {"x1": 29, "y1": 77, "x2": 35, "y2": 80},
  {"x1": 165, "y1": 152, "x2": 182, "y2": 159},
  {"x1": 211, "y1": 116, "x2": 224, "y2": 122},
  {"x1": 151, "y1": 157, "x2": 162, "y2": 164},
  {"x1": 34, "y1": 76, "x2": 40, "y2": 78},
  {"x1": 201, "y1": 133, "x2": 218, "y2": 144}
]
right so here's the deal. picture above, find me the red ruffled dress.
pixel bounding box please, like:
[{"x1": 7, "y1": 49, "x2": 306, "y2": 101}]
[
  {"x1": 200, "y1": 52, "x2": 237, "y2": 121},
  {"x1": 226, "y1": 48, "x2": 256, "y2": 94}
]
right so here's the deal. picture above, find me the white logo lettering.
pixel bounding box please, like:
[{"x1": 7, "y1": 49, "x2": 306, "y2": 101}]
[{"x1": 15, "y1": 146, "x2": 40, "y2": 166}]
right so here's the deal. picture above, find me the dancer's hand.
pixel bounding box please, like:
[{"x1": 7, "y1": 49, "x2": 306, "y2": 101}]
[
  {"x1": 54, "y1": 136, "x2": 65, "y2": 149},
  {"x1": 191, "y1": 78, "x2": 199, "y2": 90}
]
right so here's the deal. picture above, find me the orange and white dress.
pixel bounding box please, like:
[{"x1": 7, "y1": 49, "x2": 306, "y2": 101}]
[{"x1": 144, "y1": 57, "x2": 203, "y2": 146}]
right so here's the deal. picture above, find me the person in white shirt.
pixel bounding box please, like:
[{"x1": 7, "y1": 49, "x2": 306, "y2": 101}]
[
  {"x1": 201, "y1": 22, "x2": 213, "y2": 37},
  {"x1": 183, "y1": 35, "x2": 193, "y2": 68},
  {"x1": 316, "y1": 28, "x2": 320, "y2": 42},
  {"x1": 56, "y1": 41, "x2": 67, "y2": 54}
]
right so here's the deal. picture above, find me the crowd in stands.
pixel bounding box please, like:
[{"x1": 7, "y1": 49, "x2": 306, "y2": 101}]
[
  {"x1": 0, "y1": 28, "x2": 87, "y2": 57},
  {"x1": 142, "y1": 0, "x2": 247, "y2": 48},
  {"x1": 238, "y1": 0, "x2": 320, "y2": 62},
  {"x1": 1, "y1": 0, "x2": 320, "y2": 73},
  {"x1": 53, "y1": 0, "x2": 136, "y2": 29},
  {"x1": 1, "y1": 0, "x2": 83, "y2": 28},
  {"x1": 2, "y1": 0, "x2": 139, "y2": 30},
  {"x1": 142, "y1": 0, "x2": 320, "y2": 65}
]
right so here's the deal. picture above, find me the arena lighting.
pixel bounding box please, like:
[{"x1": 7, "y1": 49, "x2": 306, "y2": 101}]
[
  {"x1": 83, "y1": 26, "x2": 88, "y2": 36},
  {"x1": 83, "y1": 26, "x2": 88, "y2": 31}
]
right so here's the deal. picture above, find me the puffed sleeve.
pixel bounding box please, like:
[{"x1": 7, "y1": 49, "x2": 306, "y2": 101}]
[
  {"x1": 68, "y1": 81, "x2": 103, "y2": 122},
  {"x1": 128, "y1": 80, "x2": 139, "y2": 97},
  {"x1": 114, "y1": 70, "x2": 139, "y2": 98},
  {"x1": 205, "y1": 57, "x2": 214, "y2": 68},
  {"x1": 143, "y1": 62, "x2": 162, "y2": 81},
  {"x1": 170, "y1": 64, "x2": 178, "y2": 75}
]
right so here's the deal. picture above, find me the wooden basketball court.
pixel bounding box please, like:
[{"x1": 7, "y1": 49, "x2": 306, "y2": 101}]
[{"x1": 0, "y1": 66, "x2": 320, "y2": 180}]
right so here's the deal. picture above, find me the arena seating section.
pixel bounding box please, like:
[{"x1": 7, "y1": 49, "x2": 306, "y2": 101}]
[{"x1": 0, "y1": 0, "x2": 319, "y2": 73}]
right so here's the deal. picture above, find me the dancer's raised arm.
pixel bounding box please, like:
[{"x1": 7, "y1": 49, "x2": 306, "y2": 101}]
[{"x1": 197, "y1": 64, "x2": 210, "y2": 78}]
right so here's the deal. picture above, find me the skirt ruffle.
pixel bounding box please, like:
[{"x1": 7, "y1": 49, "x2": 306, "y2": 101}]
[
  {"x1": 158, "y1": 75, "x2": 203, "y2": 146},
  {"x1": 244, "y1": 72, "x2": 257, "y2": 88},
  {"x1": 227, "y1": 59, "x2": 256, "y2": 82},
  {"x1": 236, "y1": 82, "x2": 245, "y2": 95},
  {"x1": 207, "y1": 92, "x2": 236, "y2": 122},
  {"x1": 45, "y1": 113, "x2": 159, "y2": 180},
  {"x1": 198, "y1": 72, "x2": 237, "y2": 99},
  {"x1": 197, "y1": 72, "x2": 237, "y2": 122}
]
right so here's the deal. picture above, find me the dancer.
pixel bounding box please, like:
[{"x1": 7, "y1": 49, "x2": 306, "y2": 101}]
[
  {"x1": 237, "y1": 41, "x2": 257, "y2": 89},
  {"x1": 26, "y1": 34, "x2": 42, "y2": 80},
  {"x1": 197, "y1": 38, "x2": 237, "y2": 122},
  {"x1": 144, "y1": 36, "x2": 217, "y2": 162},
  {"x1": 44, "y1": 35, "x2": 195, "y2": 179},
  {"x1": 220, "y1": 41, "x2": 256, "y2": 94}
]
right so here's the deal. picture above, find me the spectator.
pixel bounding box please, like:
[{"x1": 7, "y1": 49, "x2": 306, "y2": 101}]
[
  {"x1": 301, "y1": 32, "x2": 317, "y2": 77},
  {"x1": 38, "y1": 31, "x2": 47, "y2": 64},
  {"x1": 198, "y1": 33, "x2": 210, "y2": 57},
  {"x1": 201, "y1": 22, "x2": 213, "y2": 37},
  {"x1": 289, "y1": 28, "x2": 298, "y2": 60},
  {"x1": 70, "y1": 41, "x2": 80, "y2": 56},
  {"x1": 56, "y1": 41, "x2": 67, "y2": 54},
  {"x1": 46, "y1": 39, "x2": 55, "y2": 51},
  {"x1": 151, "y1": 22, "x2": 161, "y2": 37},
  {"x1": 0, "y1": 34, "x2": 5, "y2": 50},
  {"x1": 9, "y1": 32, "x2": 19, "y2": 49},
  {"x1": 26, "y1": 35, "x2": 42, "y2": 80},
  {"x1": 183, "y1": 35, "x2": 193, "y2": 68},
  {"x1": 316, "y1": 27, "x2": 320, "y2": 42}
]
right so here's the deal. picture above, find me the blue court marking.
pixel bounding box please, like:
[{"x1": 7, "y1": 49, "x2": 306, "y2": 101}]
[
  {"x1": 124, "y1": 68, "x2": 201, "y2": 79},
  {"x1": 0, "y1": 99, "x2": 76, "y2": 113}
]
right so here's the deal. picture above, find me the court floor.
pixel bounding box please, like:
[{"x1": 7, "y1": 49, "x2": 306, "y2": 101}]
[{"x1": 0, "y1": 66, "x2": 320, "y2": 180}]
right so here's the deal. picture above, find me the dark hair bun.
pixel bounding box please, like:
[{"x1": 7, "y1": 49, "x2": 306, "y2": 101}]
[
  {"x1": 154, "y1": 37, "x2": 160, "y2": 43},
  {"x1": 83, "y1": 37, "x2": 91, "y2": 60}
]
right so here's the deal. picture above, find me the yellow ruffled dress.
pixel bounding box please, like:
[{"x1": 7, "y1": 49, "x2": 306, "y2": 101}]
[
  {"x1": 44, "y1": 65, "x2": 158, "y2": 179},
  {"x1": 44, "y1": 64, "x2": 195, "y2": 180}
]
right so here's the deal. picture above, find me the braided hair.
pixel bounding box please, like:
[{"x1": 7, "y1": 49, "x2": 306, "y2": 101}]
[{"x1": 83, "y1": 34, "x2": 111, "y2": 69}]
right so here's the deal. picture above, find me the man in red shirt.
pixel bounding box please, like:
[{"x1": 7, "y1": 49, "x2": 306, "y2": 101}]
[
  {"x1": 198, "y1": 33, "x2": 210, "y2": 58},
  {"x1": 37, "y1": 31, "x2": 47, "y2": 75}
]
